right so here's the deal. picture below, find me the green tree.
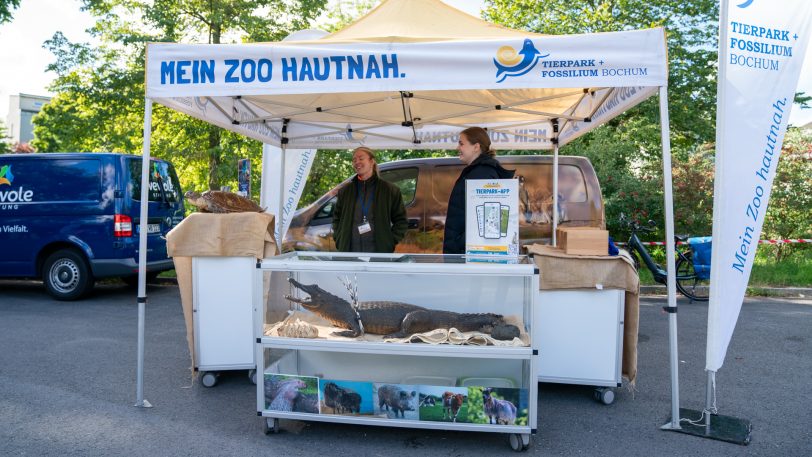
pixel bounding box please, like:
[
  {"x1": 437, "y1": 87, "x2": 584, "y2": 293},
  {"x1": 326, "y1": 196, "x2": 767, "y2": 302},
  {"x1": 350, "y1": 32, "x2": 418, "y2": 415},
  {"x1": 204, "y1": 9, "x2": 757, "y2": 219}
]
[
  {"x1": 0, "y1": 0, "x2": 20, "y2": 24},
  {"x1": 762, "y1": 127, "x2": 812, "y2": 260},
  {"x1": 33, "y1": 0, "x2": 328, "y2": 191},
  {"x1": 0, "y1": 121, "x2": 11, "y2": 153}
]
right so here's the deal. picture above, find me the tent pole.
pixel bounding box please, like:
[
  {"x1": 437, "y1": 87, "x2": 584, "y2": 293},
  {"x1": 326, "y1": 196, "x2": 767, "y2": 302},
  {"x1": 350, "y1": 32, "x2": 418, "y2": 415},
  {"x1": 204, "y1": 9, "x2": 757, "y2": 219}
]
[
  {"x1": 552, "y1": 118, "x2": 560, "y2": 246},
  {"x1": 135, "y1": 97, "x2": 153, "y2": 408},
  {"x1": 658, "y1": 86, "x2": 680, "y2": 429},
  {"x1": 278, "y1": 147, "x2": 286, "y2": 251},
  {"x1": 705, "y1": 370, "x2": 715, "y2": 431}
]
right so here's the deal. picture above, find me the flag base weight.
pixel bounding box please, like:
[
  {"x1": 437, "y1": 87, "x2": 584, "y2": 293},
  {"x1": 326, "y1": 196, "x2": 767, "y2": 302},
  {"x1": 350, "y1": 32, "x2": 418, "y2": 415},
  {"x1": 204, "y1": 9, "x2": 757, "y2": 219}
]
[{"x1": 662, "y1": 408, "x2": 751, "y2": 445}]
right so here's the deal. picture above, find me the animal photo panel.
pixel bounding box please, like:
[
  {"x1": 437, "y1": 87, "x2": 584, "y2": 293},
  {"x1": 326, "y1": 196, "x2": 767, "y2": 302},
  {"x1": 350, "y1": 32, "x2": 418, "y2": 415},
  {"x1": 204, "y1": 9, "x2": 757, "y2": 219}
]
[
  {"x1": 264, "y1": 374, "x2": 320, "y2": 414},
  {"x1": 373, "y1": 383, "x2": 419, "y2": 420},
  {"x1": 418, "y1": 386, "x2": 470, "y2": 423},
  {"x1": 319, "y1": 379, "x2": 374, "y2": 415},
  {"x1": 466, "y1": 387, "x2": 529, "y2": 426}
]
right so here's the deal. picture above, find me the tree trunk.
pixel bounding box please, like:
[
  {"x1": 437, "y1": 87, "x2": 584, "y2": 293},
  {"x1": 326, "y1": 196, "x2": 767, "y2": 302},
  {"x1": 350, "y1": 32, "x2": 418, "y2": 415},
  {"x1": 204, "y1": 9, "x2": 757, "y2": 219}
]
[{"x1": 208, "y1": 126, "x2": 221, "y2": 190}]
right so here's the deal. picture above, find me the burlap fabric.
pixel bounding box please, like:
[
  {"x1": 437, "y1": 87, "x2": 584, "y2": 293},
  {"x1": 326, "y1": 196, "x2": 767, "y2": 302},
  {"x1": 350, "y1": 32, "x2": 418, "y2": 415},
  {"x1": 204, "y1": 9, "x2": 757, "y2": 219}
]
[{"x1": 166, "y1": 212, "x2": 277, "y2": 376}]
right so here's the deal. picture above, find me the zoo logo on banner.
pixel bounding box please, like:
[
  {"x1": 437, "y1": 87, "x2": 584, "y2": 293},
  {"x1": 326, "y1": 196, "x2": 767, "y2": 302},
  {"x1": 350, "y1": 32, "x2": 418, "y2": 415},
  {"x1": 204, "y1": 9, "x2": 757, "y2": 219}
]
[
  {"x1": 492, "y1": 39, "x2": 649, "y2": 83},
  {"x1": 493, "y1": 39, "x2": 549, "y2": 83}
]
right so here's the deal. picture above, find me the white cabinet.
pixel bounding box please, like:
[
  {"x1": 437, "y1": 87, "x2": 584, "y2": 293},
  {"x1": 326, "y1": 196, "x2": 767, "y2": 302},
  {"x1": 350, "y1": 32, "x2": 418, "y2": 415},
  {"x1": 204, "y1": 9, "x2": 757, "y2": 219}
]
[
  {"x1": 536, "y1": 289, "x2": 624, "y2": 387},
  {"x1": 193, "y1": 256, "x2": 255, "y2": 372}
]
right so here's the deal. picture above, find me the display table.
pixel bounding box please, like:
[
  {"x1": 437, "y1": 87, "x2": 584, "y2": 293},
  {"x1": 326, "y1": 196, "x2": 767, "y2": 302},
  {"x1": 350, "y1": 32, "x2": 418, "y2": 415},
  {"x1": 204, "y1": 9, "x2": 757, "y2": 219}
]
[
  {"x1": 166, "y1": 212, "x2": 277, "y2": 386},
  {"x1": 254, "y1": 252, "x2": 538, "y2": 451},
  {"x1": 527, "y1": 244, "x2": 639, "y2": 404}
]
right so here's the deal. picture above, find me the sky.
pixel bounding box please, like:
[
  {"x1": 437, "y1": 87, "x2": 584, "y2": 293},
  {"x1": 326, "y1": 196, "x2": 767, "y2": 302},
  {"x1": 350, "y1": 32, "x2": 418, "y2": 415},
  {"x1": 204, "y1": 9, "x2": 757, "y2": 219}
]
[{"x1": 1, "y1": 0, "x2": 811, "y2": 127}]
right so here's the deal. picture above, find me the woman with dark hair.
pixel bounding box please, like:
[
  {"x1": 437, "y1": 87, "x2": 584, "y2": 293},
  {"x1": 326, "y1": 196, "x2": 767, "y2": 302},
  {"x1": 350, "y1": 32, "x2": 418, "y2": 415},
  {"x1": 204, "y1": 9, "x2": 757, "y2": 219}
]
[
  {"x1": 332, "y1": 147, "x2": 408, "y2": 253},
  {"x1": 443, "y1": 127, "x2": 514, "y2": 254}
]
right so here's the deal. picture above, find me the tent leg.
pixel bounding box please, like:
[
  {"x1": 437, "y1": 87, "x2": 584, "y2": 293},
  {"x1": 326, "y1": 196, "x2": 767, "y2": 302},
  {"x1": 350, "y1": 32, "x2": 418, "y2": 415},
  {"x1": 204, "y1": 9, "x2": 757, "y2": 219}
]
[
  {"x1": 657, "y1": 86, "x2": 679, "y2": 430},
  {"x1": 277, "y1": 144, "x2": 286, "y2": 253},
  {"x1": 135, "y1": 98, "x2": 153, "y2": 408},
  {"x1": 705, "y1": 370, "x2": 715, "y2": 431},
  {"x1": 552, "y1": 142, "x2": 559, "y2": 246}
]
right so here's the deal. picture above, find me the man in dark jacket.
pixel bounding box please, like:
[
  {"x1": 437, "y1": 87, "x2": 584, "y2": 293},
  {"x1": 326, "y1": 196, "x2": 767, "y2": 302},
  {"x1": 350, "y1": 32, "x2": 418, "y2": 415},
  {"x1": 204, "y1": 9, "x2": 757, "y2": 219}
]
[
  {"x1": 443, "y1": 127, "x2": 515, "y2": 254},
  {"x1": 333, "y1": 148, "x2": 408, "y2": 253}
]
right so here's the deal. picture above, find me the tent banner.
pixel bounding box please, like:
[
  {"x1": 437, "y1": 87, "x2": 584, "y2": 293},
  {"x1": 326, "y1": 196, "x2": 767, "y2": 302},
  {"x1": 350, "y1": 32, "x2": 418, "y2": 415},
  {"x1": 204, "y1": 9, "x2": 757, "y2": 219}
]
[
  {"x1": 707, "y1": 0, "x2": 812, "y2": 372},
  {"x1": 259, "y1": 145, "x2": 317, "y2": 244},
  {"x1": 153, "y1": 86, "x2": 653, "y2": 150},
  {"x1": 146, "y1": 28, "x2": 666, "y2": 97}
]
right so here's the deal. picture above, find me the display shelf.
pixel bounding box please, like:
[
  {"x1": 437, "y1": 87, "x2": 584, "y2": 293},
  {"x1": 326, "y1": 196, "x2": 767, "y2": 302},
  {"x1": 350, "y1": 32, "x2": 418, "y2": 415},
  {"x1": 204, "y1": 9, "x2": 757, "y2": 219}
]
[
  {"x1": 254, "y1": 251, "x2": 538, "y2": 445},
  {"x1": 259, "y1": 252, "x2": 535, "y2": 276},
  {"x1": 258, "y1": 410, "x2": 532, "y2": 434},
  {"x1": 259, "y1": 336, "x2": 533, "y2": 359}
]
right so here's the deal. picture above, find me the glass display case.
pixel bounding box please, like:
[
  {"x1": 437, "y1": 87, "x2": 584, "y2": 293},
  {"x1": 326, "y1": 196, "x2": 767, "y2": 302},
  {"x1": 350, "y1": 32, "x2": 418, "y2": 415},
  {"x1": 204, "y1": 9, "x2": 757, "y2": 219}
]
[{"x1": 254, "y1": 252, "x2": 538, "y2": 450}]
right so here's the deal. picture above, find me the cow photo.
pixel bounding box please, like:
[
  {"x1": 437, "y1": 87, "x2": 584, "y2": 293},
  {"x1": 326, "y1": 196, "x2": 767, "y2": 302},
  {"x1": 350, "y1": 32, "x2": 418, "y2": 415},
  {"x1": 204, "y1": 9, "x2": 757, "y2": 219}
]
[
  {"x1": 373, "y1": 383, "x2": 418, "y2": 420},
  {"x1": 418, "y1": 386, "x2": 469, "y2": 423},
  {"x1": 264, "y1": 374, "x2": 320, "y2": 414},
  {"x1": 318, "y1": 379, "x2": 374, "y2": 416}
]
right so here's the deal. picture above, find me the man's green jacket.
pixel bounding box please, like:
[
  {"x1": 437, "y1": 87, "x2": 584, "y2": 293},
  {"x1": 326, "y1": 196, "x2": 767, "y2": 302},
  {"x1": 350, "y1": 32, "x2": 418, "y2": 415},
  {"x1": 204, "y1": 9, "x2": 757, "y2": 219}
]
[{"x1": 332, "y1": 174, "x2": 408, "y2": 253}]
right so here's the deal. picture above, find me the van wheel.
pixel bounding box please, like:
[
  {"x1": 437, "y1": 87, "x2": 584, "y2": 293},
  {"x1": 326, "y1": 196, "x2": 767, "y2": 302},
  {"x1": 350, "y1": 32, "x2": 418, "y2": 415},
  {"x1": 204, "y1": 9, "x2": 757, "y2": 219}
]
[{"x1": 43, "y1": 249, "x2": 94, "y2": 300}]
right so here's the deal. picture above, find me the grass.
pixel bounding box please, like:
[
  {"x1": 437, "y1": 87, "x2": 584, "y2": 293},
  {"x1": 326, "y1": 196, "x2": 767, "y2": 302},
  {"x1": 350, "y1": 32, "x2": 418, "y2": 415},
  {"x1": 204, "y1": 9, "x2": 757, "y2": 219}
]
[
  {"x1": 419, "y1": 403, "x2": 470, "y2": 422},
  {"x1": 636, "y1": 245, "x2": 812, "y2": 288}
]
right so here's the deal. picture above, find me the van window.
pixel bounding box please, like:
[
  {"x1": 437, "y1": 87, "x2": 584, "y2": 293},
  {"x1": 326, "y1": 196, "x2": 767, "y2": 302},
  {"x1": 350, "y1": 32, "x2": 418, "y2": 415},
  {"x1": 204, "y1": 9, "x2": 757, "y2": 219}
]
[
  {"x1": 0, "y1": 158, "x2": 101, "y2": 202},
  {"x1": 558, "y1": 165, "x2": 587, "y2": 203},
  {"x1": 380, "y1": 167, "x2": 418, "y2": 206},
  {"x1": 129, "y1": 159, "x2": 182, "y2": 202}
]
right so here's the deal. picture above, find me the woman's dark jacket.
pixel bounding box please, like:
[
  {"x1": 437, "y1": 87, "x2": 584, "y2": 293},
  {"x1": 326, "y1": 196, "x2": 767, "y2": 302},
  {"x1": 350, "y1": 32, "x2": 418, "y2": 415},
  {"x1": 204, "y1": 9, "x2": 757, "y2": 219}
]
[
  {"x1": 332, "y1": 174, "x2": 408, "y2": 253},
  {"x1": 443, "y1": 154, "x2": 515, "y2": 254}
]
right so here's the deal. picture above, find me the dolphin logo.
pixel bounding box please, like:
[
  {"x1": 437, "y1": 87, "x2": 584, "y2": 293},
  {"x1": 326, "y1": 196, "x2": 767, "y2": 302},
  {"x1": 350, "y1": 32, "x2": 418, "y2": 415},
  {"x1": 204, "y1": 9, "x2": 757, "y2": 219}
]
[
  {"x1": 493, "y1": 39, "x2": 549, "y2": 83},
  {"x1": 0, "y1": 164, "x2": 14, "y2": 186},
  {"x1": 737, "y1": 0, "x2": 754, "y2": 8}
]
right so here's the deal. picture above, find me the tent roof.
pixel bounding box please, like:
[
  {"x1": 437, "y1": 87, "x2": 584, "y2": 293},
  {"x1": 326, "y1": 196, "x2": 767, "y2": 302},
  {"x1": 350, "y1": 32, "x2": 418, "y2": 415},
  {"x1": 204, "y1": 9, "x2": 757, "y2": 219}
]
[
  {"x1": 145, "y1": 0, "x2": 667, "y2": 150},
  {"x1": 320, "y1": 0, "x2": 544, "y2": 42}
]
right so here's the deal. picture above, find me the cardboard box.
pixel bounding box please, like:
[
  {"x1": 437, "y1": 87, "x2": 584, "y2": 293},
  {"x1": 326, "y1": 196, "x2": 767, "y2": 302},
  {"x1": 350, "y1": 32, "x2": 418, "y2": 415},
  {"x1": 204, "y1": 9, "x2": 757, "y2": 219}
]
[{"x1": 556, "y1": 226, "x2": 609, "y2": 256}]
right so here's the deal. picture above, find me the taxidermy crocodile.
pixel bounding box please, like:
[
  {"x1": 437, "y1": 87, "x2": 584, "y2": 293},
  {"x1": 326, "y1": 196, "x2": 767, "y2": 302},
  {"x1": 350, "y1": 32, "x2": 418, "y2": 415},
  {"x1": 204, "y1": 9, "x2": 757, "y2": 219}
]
[{"x1": 285, "y1": 278, "x2": 521, "y2": 340}]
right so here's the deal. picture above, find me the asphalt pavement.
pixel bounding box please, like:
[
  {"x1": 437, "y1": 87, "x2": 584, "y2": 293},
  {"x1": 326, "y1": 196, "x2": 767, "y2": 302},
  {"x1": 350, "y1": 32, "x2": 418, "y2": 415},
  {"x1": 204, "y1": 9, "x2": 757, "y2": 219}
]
[{"x1": 0, "y1": 280, "x2": 810, "y2": 456}]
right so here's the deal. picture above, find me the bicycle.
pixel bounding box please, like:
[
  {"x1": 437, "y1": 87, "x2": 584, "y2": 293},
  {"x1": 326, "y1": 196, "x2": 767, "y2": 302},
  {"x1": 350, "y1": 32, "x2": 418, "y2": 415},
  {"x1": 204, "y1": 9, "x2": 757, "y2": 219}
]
[{"x1": 618, "y1": 214, "x2": 709, "y2": 302}]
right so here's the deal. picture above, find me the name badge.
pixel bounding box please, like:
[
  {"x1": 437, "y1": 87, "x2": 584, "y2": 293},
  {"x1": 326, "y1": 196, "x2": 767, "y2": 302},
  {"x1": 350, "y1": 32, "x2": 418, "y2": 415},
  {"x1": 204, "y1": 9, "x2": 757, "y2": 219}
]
[{"x1": 357, "y1": 222, "x2": 372, "y2": 235}]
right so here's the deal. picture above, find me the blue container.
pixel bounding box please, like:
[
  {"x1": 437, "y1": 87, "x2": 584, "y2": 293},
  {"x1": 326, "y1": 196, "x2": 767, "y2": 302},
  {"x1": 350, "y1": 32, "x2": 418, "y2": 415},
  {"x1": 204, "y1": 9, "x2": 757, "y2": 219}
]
[{"x1": 687, "y1": 236, "x2": 712, "y2": 280}]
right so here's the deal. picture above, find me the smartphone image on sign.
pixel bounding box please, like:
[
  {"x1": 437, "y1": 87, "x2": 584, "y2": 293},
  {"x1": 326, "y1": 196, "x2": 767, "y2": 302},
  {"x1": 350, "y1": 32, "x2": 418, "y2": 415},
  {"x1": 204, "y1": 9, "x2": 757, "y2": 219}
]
[
  {"x1": 484, "y1": 202, "x2": 501, "y2": 239},
  {"x1": 476, "y1": 205, "x2": 485, "y2": 237},
  {"x1": 500, "y1": 204, "x2": 510, "y2": 237}
]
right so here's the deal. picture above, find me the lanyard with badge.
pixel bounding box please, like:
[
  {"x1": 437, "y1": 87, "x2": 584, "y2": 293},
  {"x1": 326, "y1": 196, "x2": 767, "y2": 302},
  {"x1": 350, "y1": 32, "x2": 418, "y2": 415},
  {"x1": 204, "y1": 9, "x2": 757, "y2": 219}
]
[{"x1": 357, "y1": 180, "x2": 375, "y2": 235}]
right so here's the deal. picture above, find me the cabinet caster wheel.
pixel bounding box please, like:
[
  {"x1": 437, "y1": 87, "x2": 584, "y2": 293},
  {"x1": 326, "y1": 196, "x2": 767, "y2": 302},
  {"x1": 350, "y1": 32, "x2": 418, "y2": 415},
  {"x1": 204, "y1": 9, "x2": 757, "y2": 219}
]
[
  {"x1": 594, "y1": 388, "x2": 614, "y2": 405},
  {"x1": 508, "y1": 433, "x2": 530, "y2": 451},
  {"x1": 201, "y1": 372, "x2": 218, "y2": 388},
  {"x1": 262, "y1": 417, "x2": 280, "y2": 435},
  {"x1": 249, "y1": 369, "x2": 257, "y2": 385}
]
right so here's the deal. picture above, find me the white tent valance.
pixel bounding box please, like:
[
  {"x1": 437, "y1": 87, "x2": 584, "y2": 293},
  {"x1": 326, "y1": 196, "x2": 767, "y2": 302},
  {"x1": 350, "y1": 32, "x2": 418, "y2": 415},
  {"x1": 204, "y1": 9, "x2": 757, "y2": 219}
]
[{"x1": 145, "y1": 0, "x2": 666, "y2": 149}]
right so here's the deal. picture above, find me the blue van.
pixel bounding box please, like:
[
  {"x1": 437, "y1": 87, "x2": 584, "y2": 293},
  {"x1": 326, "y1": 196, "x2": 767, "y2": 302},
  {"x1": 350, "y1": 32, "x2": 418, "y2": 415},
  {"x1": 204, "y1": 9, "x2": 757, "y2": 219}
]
[{"x1": 0, "y1": 153, "x2": 184, "y2": 300}]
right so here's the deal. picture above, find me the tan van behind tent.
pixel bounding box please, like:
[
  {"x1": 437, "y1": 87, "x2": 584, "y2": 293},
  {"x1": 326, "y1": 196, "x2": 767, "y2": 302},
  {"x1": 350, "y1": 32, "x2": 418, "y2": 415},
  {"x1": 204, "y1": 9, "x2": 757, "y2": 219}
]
[{"x1": 283, "y1": 155, "x2": 605, "y2": 253}]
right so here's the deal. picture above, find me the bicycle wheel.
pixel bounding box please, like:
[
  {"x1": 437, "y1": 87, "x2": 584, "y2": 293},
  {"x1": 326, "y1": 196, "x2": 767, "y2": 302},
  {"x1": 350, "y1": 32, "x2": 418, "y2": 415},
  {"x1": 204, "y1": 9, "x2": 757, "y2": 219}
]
[{"x1": 675, "y1": 251, "x2": 709, "y2": 302}]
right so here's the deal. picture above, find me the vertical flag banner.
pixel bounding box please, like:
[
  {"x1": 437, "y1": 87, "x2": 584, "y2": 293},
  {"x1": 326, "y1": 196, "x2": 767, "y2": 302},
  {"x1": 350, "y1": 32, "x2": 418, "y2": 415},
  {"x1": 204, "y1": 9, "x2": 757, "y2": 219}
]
[
  {"x1": 260, "y1": 145, "x2": 317, "y2": 244},
  {"x1": 708, "y1": 0, "x2": 812, "y2": 371},
  {"x1": 237, "y1": 158, "x2": 251, "y2": 197}
]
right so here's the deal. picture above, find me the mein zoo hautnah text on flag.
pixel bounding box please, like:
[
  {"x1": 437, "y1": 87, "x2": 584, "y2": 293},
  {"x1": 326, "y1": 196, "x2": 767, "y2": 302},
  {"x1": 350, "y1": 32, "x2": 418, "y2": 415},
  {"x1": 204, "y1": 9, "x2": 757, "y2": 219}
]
[{"x1": 707, "y1": 0, "x2": 812, "y2": 372}]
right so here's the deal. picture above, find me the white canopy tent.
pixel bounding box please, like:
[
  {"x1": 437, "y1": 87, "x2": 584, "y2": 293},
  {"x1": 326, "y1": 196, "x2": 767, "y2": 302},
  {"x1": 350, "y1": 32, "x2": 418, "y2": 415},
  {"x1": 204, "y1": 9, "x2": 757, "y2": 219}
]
[{"x1": 136, "y1": 0, "x2": 683, "y2": 429}]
